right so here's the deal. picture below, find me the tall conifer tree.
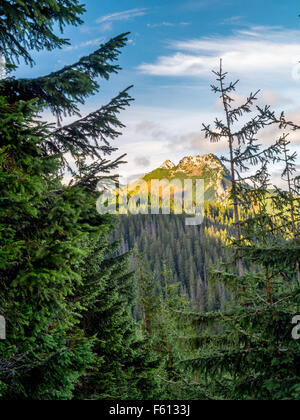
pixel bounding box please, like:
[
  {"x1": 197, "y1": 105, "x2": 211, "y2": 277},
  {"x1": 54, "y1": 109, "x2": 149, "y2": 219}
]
[
  {"x1": 0, "y1": 0, "x2": 148, "y2": 400},
  {"x1": 183, "y1": 66, "x2": 300, "y2": 400}
]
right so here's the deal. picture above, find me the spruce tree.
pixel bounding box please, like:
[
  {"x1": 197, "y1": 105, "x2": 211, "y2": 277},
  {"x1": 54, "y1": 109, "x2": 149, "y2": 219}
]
[
  {"x1": 202, "y1": 60, "x2": 282, "y2": 277},
  {"x1": 182, "y1": 66, "x2": 300, "y2": 400},
  {"x1": 0, "y1": 95, "x2": 97, "y2": 399},
  {"x1": 135, "y1": 253, "x2": 161, "y2": 336},
  {"x1": 134, "y1": 256, "x2": 207, "y2": 399},
  {"x1": 274, "y1": 137, "x2": 300, "y2": 284},
  {"x1": 74, "y1": 244, "x2": 160, "y2": 400},
  {"x1": 0, "y1": 0, "x2": 146, "y2": 400},
  {"x1": 0, "y1": 0, "x2": 85, "y2": 68}
]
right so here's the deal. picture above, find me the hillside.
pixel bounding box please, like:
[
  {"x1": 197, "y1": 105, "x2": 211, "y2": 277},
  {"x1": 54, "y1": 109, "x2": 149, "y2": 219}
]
[{"x1": 115, "y1": 210, "x2": 233, "y2": 312}]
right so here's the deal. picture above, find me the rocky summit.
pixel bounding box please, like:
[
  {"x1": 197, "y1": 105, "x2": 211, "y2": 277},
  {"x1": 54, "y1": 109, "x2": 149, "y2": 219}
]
[{"x1": 139, "y1": 154, "x2": 232, "y2": 202}]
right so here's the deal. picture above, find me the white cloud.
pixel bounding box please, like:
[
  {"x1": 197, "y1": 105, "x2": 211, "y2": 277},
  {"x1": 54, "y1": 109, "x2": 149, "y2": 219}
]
[
  {"x1": 221, "y1": 16, "x2": 244, "y2": 25},
  {"x1": 64, "y1": 38, "x2": 104, "y2": 51},
  {"x1": 79, "y1": 25, "x2": 92, "y2": 34},
  {"x1": 96, "y1": 8, "x2": 148, "y2": 24},
  {"x1": 98, "y1": 22, "x2": 113, "y2": 33},
  {"x1": 215, "y1": 90, "x2": 292, "y2": 110},
  {"x1": 112, "y1": 100, "x2": 300, "y2": 185},
  {"x1": 259, "y1": 108, "x2": 300, "y2": 148},
  {"x1": 110, "y1": 106, "x2": 230, "y2": 182},
  {"x1": 53, "y1": 100, "x2": 300, "y2": 186},
  {"x1": 138, "y1": 26, "x2": 300, "y2": 81},
  {"x1": 259, "y1": 90, "x2": 292, "y2": 107},
  {"x1": 183, "y1": 0, "x2": 221, "y2": 11},
  {"x1": 167, "y1": 131, "x2": 227, "y2": 154},
  {"x1": 147, "y1": 22, "x2": 190, "y2": 29},
  {"x1": 134, "y1": 156, "x2": 151, "y2": 168},
  {"x1": 147, "y1": 22, "x2": 175, "y2": 28}
]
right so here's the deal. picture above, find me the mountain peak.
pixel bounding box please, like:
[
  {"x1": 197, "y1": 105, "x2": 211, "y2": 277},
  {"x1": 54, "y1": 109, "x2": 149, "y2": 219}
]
[
  {"x1": 141, "y1": 154, "x2": 231, "y2": 202},
  {"x1": 160, "y1": 160, "x2": 176, "y2": 170},
  {"x1": 178, "y1": 154, "x2": 222, "y2": 168}
]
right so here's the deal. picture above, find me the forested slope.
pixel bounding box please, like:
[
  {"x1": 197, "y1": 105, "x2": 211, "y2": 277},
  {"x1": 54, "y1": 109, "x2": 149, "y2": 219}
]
[{"x1": 115, "y1": 203, "x2": 234, "y2": 313}]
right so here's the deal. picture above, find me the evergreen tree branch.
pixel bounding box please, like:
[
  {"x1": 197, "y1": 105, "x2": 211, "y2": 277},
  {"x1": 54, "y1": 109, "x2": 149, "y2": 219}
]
[
  {"x1": 0, "y1": 33, "x2": 131, "y2": 120},
  {"x1": 46, "y1": 87, "x2": 133, "y2": 164},
  {"x1": 0, "y1": 0, "x2": 85, "y2": 66}
]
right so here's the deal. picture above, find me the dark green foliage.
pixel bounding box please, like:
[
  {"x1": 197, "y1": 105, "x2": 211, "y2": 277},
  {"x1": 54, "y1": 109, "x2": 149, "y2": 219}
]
[
  {"x1": 184, "y1": 292, "x2": 300, "y2": 400},
  {"x1": 0, "y1": 0, "x2": 158, "y2": 401},
  {"x1": 52, "y1": 87, "x2": 133, "y2": 170},
  {"x1": 0, "y1": 0, "x2": 85, "y2": 67},
  {"x1": 0, "y1": 97, "x2": 96, "y2": 399},
  {"x1": 74, "y1": 241, "x2": 161, "y2": 400},
  {"x1": 134, "y1": 256, "x2": 206, "y2": 400},
  {"x1": 114, "y1": 211, "x2": 232, "y2": 312},
  {"x1": 135, "y1": 254, "x2": 161, "y2": 335},
  {"x1": 1, "y1": 34, "x2": 131, "y2": 122}
]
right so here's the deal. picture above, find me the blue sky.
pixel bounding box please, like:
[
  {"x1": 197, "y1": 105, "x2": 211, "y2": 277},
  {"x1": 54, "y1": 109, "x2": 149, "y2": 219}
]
[{"x1": 16, "y1": 0, "x2": 300, "y2": 183}]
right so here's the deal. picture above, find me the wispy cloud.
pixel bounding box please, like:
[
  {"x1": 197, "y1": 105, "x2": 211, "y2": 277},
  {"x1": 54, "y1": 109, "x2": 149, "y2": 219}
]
[
  {"x1": 214, "y1": 90, "x2": 292, "y2": 110},
  {"x1": 221, "y1": 16, "x2": 244, "y2": 25},
  {"x1": 134, "y1": 156, "x2": 151, "y2": 168},
  {"x1": 147, "y1": 22, "x2": 190, "y2": 29},
  {"x1": 98, "y1": 22, "x2": 113, "y2": 33},
  {"x1": 64, "y1": 37, "x2": 104, "y2": 51},
  {"x1": 183, "y1": 0, "x2": 223, "y2": 11},
  {"x1": 138, "y1": 26, "x2": 300, "y2": 81},
  {"x1": 106, "y1": 100, "x2": 300, "y2": 184},
  {"x1": 96, "y1": 8, "x2": 148, "y2": 24}
]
